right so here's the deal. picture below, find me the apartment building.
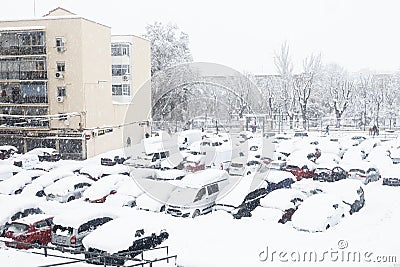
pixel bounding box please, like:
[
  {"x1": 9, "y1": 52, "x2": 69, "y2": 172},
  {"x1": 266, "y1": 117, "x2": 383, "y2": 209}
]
[{"x1": 0, "y1": 8, "x2": 151, "y2": 159}]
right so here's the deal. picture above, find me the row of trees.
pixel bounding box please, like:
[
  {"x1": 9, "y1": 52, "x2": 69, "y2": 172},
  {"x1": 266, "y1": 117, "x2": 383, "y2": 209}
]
[
  {"x1": 144, "y1": 22, "x2": 400, "y2": 130},
  {"x1": 257, "y1": 42, "x2": 400, "y2": 129}
]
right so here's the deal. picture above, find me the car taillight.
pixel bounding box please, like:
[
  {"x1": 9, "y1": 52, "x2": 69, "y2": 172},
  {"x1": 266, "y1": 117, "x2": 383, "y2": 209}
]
[
  {"x1": 347, "y1": 173, "x2": 351, "y2": 177},
  {"x1": 70, "y1": 236, "x2": 76, "y2": 244},
  {"x1": 359, "y1": 174, "x2": 366, "y2": 178}
]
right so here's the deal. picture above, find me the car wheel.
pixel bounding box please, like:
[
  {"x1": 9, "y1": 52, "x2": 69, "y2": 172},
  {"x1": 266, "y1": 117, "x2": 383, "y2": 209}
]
[
  {"x1": 67, "y1": 196, "x2": 75, "y2": 202},
  {"x1": 192, "y1": 209, "x2": 200, "y2": 218}
]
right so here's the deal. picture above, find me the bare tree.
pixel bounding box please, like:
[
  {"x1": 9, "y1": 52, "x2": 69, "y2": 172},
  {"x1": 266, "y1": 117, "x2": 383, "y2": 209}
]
[
  {"x1": 324, "y1": 64, "x2": 354, "y2": 128},
  {"x1": 274, "y1": 42, "x2": 297, "y2": 129},
  {"x1": 293, "y1": 53, "x2": 322, "y2": 130}
]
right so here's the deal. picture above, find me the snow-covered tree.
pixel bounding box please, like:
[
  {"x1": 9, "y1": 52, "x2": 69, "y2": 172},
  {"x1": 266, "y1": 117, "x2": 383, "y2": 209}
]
[
  {"x1": 143, "y1": 22, "x2": 193, "y2": 76},
  {"x1": 293, "y1": 53, "x2": 322, "y2": 129},
  {"x1": 323, "y1": 64, "x2": 354, "y2": 128}
]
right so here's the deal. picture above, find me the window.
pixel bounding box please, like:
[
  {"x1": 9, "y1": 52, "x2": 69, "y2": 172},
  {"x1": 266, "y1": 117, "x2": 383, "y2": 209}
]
[
  {"x1": 111, "y1": 43, "x2": 130, "y2": 56},
  {"x1": 194, "y1": 188, "x2": 206, "y2": 202},
  {"x1": 55, "y1": 37, "x2": 65, "y2": 52},
  {"x1": 34, "y1": 220, "x2": 49, "y2": 229},
  {"x1": 58, "y1": 113, "x2": 67, "y2": 121},
  {"x1": 57, "y1": 62, "x2": 65, "y2": 72},
  {"x1": 122, "y1": 84, "x2": 130, "y2": 96},
  {"x1": 207, "y1": 183, "x2": 219, "y2": 195},
  {"x1": 112, "y1": 84, "x2": 130, "y2": 96},
  {"x1": 57, "y1": 86, "x2": 66, "y2": 97},
  {"x1": 112, "y1": 65, "x2": 130, "y2": 76}
]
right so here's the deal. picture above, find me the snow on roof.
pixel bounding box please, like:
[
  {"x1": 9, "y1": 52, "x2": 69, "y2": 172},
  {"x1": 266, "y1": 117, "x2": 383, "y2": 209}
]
[
  {"x1": 80, "y1": 165, "x2": 104, "y2": 178},
  {"x1": 0, "y1": 145, "x2": 18, "y2": 151},
  {"x1": 0, "y1": 195, "x2": 43, "y2": 225},
  {"x1": 83, "y1": 174, "x2": 129, "y2": 200},
  {"x1": 0, "y1": 165, "x2": 22, "y2": 175},
  {"x1": 13, "y1": 214, "x2": 52, "y2": 225},
  {"x1": 380, "y1": 164, "x2": 400, "y2": 178},
  {"x1": 31, "y1": 169, "x2": 75, "y2": 187},
  {"x1": 52, "y1": 206, "x2": 120, "y2": 229},
  {"x1": 33, "y1": 161, "x2": 59, "y2": 171},
  {"x1": 216, "y1": 175, "x2": 267, "y2": 207},
  {"x1": 321, "y1": 179, "x2": 364, "y2": 203},
  {"x1": 263, "y1": 170, "x2": 296, "y2": 184},
  {"x1": 26, "y1": 148, "x2": 57, "y2": 156},
  {"x1": 153, "y1": 169, "x2": 186, "y2": 180},
  {"x1": 260, "y1": 188, "x2": 306, "y2": 211},
  {"x1": 82, "y1": 214, "x2": 166, "y2": 254},
  {"x1": 101, "y1": 164, "x2": 130, "y2": 175},
  {"x1": 0, "y1": 26, "x2": 46, "y2": 32},
  {"x1": 0, "y1": 169, "x2": 46, "y2": 195},
  {"x1": 44, "y1": 175, "x2": 93, "y2": 196},
  {"x1": 177, "y1": 169, "x2": 228, "y2": 188}
]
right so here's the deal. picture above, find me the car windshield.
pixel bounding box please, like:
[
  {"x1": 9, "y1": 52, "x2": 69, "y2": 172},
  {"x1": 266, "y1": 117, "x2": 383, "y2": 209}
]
[
  {"x1": 349, "y1": 169, "x2": 365, "y2": 174},
  {"x1": 8, "y1": 223, "x2": 29, "y2": 234},
  {"x1": 52, "y1": 224, "x2": 74, "y2": 235},
  {"x1": 231, "y1": 163, "x2": 243, "y2": 168},
  {"x1": 285, "y1": 165, "x2": 299, "y2": 170}
]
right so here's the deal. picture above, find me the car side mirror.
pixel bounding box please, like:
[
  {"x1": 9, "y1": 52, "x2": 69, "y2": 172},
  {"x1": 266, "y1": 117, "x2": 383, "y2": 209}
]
[{"x1": 110, "y1": 190, "x2": 117, "y2": 195}]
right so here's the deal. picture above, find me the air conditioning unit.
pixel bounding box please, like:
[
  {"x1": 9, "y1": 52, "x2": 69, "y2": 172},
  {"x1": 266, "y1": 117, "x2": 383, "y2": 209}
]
[
  {"x1": 56, "y1": 96, "x2": 64, "y2": 103},
  {"x1": 122, "y1": 75, "x2": 130, "y2": 81},
  {"x1": 55, "y1": 72, "x2": 64, "y2": 79}
]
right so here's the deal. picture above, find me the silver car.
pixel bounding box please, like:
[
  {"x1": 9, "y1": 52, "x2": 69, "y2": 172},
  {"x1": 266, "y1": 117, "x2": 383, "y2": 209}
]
[{"x1": 45, "y1": 175, "x2": 93, "y2": 202}]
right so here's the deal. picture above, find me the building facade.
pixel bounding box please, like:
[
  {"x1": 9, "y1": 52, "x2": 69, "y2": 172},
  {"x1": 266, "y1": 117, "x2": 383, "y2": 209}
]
[{"x1": 0, "y1": 8, "x2": 151, "y2": 159}]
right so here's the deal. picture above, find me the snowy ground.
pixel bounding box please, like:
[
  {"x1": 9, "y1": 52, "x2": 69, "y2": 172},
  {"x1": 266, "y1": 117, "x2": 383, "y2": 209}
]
[{"x1": 1, "y1": 131, "x2": 400, "y2": 267}]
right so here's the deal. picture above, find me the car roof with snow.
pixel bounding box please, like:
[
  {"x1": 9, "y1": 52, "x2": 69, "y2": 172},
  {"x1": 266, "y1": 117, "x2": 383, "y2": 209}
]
[
  {"x1": 12, "y1": 213, "x2": 53, "y2": 225},
  {"x1": 0, "y1": 169, "x2": 46, "y2": 195},
  {"x1": 260, "y1": 188, "x2": 306, "y2": 211},
  {"x1": 52, "y1": 206, "x2": 120, "y2": 228},
  {"x1": 44, "y1": 175, "x2": 93, "y2": 195},
  {"x1": 175, "y1": 169, "x2": 228, "y2": 188},
  {"x1": 82, "y1": 213, "x2": 166, "y2": 254},
  {"x1": 0, "y1": 164, "x2": 23, "y2": 174},
  {"x1": 82, "y1": 174, "x2": 129, "y2": 199},
  {"x1": 0, "y1": 195, "x2": 44, "y2": 225},
  {"x1": 261, "y1": 170, "x2": 296, "y2": 183},
  {"x1": 0, "y1": 145, "x2": 18, "y2": 151}
]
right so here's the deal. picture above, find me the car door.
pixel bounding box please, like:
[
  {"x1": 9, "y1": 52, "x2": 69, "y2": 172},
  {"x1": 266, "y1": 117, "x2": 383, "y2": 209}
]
[{"x1": 33, "y1": 219, "x2": 51, "y2": 244}]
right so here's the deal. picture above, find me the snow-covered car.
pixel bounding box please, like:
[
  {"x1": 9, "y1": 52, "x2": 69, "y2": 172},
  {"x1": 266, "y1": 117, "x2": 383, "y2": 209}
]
[
  {"x1": 134, "y1": 179, "x2": 177, "y2": 212},
  {"x1": 82, "y1": 174, "x2": 130, "y2": 203},
  {"x1": 166, "y1": 169, "x2": 229, "y2": 218},
  {"x1": 259, "y1": 188, "x2": 306, "y2": 223},
  {"x1": 103, "y1": 178, "x2": 146, "y2": 207},
  {"x1": 0, "y1": 145, "x2": 18, "y2": 160},
  {"x1": 345, "y1": 162, "x2": 380, "y2": 184},
  {"x1": 183, "y1": 154, "x2": 206, "y2": 172},
  {"x1": 313, "y1": 164, "x2": 347, "y2": 182},
  {"x1": 382, "y1": 165, "x2": 400, "y2": 186},
  {"x1": 322, "y1": 179, "x2": 365, "y2": 214},
  {"x1": 79, "y1": 164, "x2": 130, "y2": 181},
  {"x1": 284, "y1": 158, "x2": 316, "y2": 181},
  {"x1": 45, "y1": 175, "x2": 93, "y2": 203},
  {"x1": 20, "y1": 168, "x2": 75, "y2": 197},
  {"x1": 263, "y1": 170, "x2": 296, "y2": 191},
  {"x1": 0, "y1": 195, "x2": 45, "y2": 236},
  {"x1": 291, "y1": 179, "x2": 324, "y2": 196},
  {"x1": 13, "y1": 154, "x2": 40, "y2": 170},
  {"x1": 214, "y1": 175, "x2": 270, "y2": 216},
  {"x1": 0, "y1": 164, "x2": 22, "y2": 182},
  {"x1": 5, "y1": 214, "x2": 53, "y2": 249},
  {"x1": 82, "y1": 215, "x2": 169, "y2": 266},
  {"x1": 51, "y1": 208, "x2": 118, "y2": 249},
  {"x1": 26, "y1": 148, "x2": 61, "y2": 162},
  {"x1": 260, "y1": 160, "x2": 286, "y2": 172},
  {"x1": 291, "y1": 193, "x2": 346, "y2": 232},
  {"x1": 0, "y1": 169, "x2": 46, "y2": 195}
]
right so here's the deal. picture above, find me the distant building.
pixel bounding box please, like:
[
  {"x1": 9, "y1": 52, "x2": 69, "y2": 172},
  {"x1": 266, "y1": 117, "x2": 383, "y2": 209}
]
[{"x1": 0, "y1": 7, "x2": 151, "y2": 159}]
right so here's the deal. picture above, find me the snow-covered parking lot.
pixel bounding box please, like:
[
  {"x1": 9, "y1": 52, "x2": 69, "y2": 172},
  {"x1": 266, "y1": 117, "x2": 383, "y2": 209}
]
[{"x1": 1, "y1": 131, "x2": 400, "y2": 267}]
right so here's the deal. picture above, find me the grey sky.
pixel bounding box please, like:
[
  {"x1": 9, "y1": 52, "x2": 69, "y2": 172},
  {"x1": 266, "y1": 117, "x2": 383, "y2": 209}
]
[{"x1": 3, "y1": 0, "x2": 400, "y2": 74}]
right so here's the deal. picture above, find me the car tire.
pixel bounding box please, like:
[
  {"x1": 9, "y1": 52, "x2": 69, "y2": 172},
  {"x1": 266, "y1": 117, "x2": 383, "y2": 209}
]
[
  {"x1": 192, "y1": 209, "x2": 200, "y2": 218},
  {"x1": 67, "y1": 196, "x2": 75, "y2": 202}
]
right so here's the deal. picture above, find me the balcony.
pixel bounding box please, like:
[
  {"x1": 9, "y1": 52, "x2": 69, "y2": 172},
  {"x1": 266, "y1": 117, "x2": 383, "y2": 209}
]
[{"x1": 0, "y1": 70, "x2": 47, "y2": 80}]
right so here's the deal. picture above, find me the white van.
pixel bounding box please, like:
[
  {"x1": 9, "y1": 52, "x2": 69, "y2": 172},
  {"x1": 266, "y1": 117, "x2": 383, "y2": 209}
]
[{"x1": 166, "y1": 169, "x2": 229, "y2": 218}]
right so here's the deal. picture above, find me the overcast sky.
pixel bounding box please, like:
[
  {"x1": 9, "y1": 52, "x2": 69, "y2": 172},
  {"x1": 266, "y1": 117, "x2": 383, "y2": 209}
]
[{"x1": 3, "y1": 0, "x2": 400, "y2": 74}]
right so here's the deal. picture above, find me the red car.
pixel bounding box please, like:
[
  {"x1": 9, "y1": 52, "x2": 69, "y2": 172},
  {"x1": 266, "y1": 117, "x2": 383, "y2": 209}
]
[
  {"x1": 5, "y1": 214, "x2": 53, "y2": 249},
  {"x1": 285, "y1": 164, "x2": 315, "y2": 181}
]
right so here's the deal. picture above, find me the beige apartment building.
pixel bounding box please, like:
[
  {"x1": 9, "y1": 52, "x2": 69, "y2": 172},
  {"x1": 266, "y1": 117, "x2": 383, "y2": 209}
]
[{"x1": 0, "y1": 8, "x2": 151, "y2": 159}]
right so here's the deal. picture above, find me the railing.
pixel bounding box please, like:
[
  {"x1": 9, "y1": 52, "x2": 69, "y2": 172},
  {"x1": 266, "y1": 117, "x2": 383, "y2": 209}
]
[
  {"x1": 0, "y1": 70, "x2": 47, "y2": 80},
  {"x1": 0, "y1": 239, "x2": 177, "y2": 267},
  {"x1": 0, "y1": 46, "x2": 46, "y2": 56}
]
